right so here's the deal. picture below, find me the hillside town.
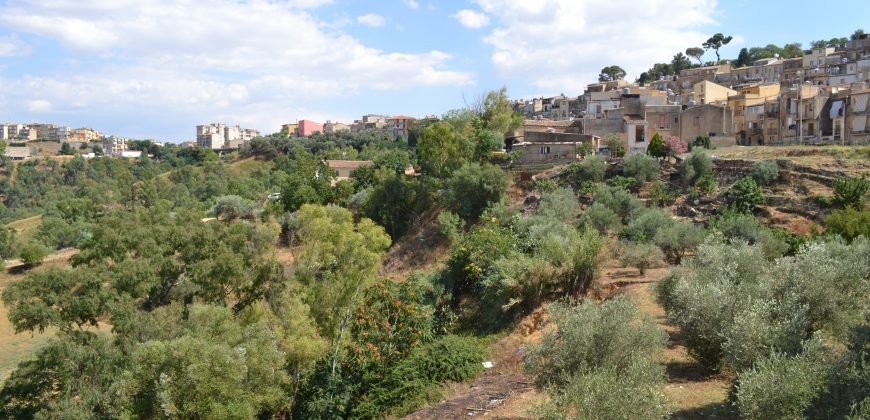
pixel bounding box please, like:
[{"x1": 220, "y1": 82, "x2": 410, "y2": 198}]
[{"x1": 4, "y1": 34, "x2": 869, "y2": 165}]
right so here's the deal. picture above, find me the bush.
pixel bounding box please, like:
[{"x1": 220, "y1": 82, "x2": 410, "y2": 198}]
[
  {"x1": 534, "y1": 178, "x2": 559, "y2": 194},
  {"x1": 653, "y1": 221, "x2": 706, "y2": 264},
  {"x1": 833, "y1": 175, "x2": 869, "y2": 209},
  {"x1": 712, "y1": 210, "x2": 789, "y2": 259},
  {"x1": 692, "y1": 135, "x2": 711, "y2": 150},
  {"x1": 535, "y1": 359, "x2": 670, "y2": 420},
  {"x1": 0, "y1": 226, "x2": 18, "y2": 259},
  {"x1": 576, "y1": 142, "x2": 595, "y2": 158},
  {"x1": 724, "y1": 177, "x2": 766, "y2": 214},
  {"x1": 537, "y1": 188, "x2": 581, "y2": 225},
  {"x1": 443, "y1": 163, "x2": 509, "y2": 222},
  {"x1": 647, "y1": 133, "x2": 665, "y2": 158},
  {"x1": 681, "y1": 148, "x2": 713, "y2": 186},
  {"x1": 592, "y1": 185, "x2": 643, "y2": 224},
  {"x1": 35, "y1": 217, "x2": 89, "y2": 249},
  {"x1": 19, "y1": 242, "x2": 49, "y2": 266},
  {"x1": 825, "y1": 207, "x2": 870, "y2": 241},
  {"x1": 622, "y1": 208, "x2": 673, "y2": 242},
  {"x1": 436, "y1": 211, "x2": 464, "y2": 241},
  {"x1": 580, "y1": 202, "x2": 622, "y2": 234},
  {"x1": 619, "y1": 242, "x2": 664, "y2": 275},
  {"x1": 623, "y1": 154, "x2": 660, "y2": 183},
  {"x1": 693, "y1": 172, "x2": 717, "y2": 196},
  {"x1": 750, "y1": 160, "x2": 779, "y2": 185},
  {"x1": 566, "y1": 155, "x2": 606, "y2": 184},
  {"x1": 648, "y1": 180, "x2": 678, "y2": 206},
  {"x1": 605, "y1": 176, "x2": 640, "y2": 192},
  {"x1": 208, "y1": 195, "x2": 258, "y2": 221},
  {"x1": 447, "y1": 223, "x2": 518, "y2": 296},
  {"x1": 735, "y1": 339, "x2": 831, "y2": 420},
  {"x1": 526, "y1": 298, "x2": 667, "y2": 386}
]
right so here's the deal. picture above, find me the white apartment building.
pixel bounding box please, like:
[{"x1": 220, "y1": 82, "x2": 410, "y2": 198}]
[
  {"x1": 196, "y1": 123, "x2": 260, "y2": 149},
  {"x1": 103, "y1": 136, "x2": 130, "y2": 155}
]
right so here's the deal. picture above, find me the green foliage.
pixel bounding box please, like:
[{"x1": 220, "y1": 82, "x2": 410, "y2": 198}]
[
  {"x1": 647, "y1": 133, "x2": 666, "y2": 158},
  {"x1": 598, "y1": 65, "x2": 627, "y2": 82},
  {"x1": 208, "y1": 195, "x2": 258, "y2": 221},
  {"x1": 534, "y1": 178, "x2": 559, "y2": 194},
  {"x1": 481, "y1": 87, "x2": 525, "y2": 135},
  {"x1": 686, "y1": 47, "x2": 705, "y2": 64},
  {"x1": 0, "y1": 225, "x2": 17, "y2": 259},
  {"x1": 566, "y1": 155, "x2": 606, "y2": 184},
  {"x1": 447, "y1": 222, "x2": 519, "y2": 297},
  {"x1": 605, "y1": 175, "x2": 640, "y2": 192},
  {"x1": 362, "y1": 170, "x2": 436, "y2": 238},
  {"x1": 580, "y1": 202, "x2": 622, "y2": 234},
  {"x1": 648, "y1": 180, "x2": 679, "y2": 206},
  {"x1": 653, "y1": 221, "x2": 706, "y2": 264},
  {"x1": 575, "y1": 142, "x2": 595, "y2": 158},
  {"x1": 619, "y1": 242, "x2": 664, "y2": 275},
  {"x1": 443, "y1": 163, "x2": 508, "y2": 222},
  {"x1": 681, "y1": 148, "x2": 713, "y2": 186},
  {"x1": 592, "y1": 184, "x2": 643, "y2": 224},
  {"x1": 622, "y1": 207, "x2": 672, "y2": 242},
  {"x1": 537, "y1": 188, "x2": 580, "y2": 225},
  {"x1": 528, "y1": 299, "x2": 670, "y2": 419},
  {"x1": 436, "y1": 211, "x2": 464, "y2": 241},
  {"x1": 712, "y1": 210, "x2": 789, "y2": 259},
  {"x1": 833, "y1": 175, "x2": 869, "y2": 209},
  {"x1": 602, "y1": 133, "x2": 625, "y2": 158},
  {"x1": 724, "y1": 177, "x2": 766, "y2": 214},
  {"x1": 750, "y1": 160, "x2": 779, "y2": 185},
  {"x1": 417, "y1": 122, "x2": 470, "y2": 177},
  {"x1": 691, "y1": 135, "x2": 711, "y2": 150},
  {"x1": 623, "y1": 153, "x2": 660, "y2": 183},
  {"x1": 825, "y1": 207, "x2": 870, "y2": 241},
  {"x1": 702, "y1": 32, "x2": 733, "y2": 61},
  {"x1": 18, "y1": 241, "x2": 49, "y2": 266}
]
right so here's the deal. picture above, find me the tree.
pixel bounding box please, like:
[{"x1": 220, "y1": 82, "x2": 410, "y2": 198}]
[
  {"x1": 810, "y1": 40, "x2": 828, "y2": 49},
  {"x1": 59, "y1": 143, "x2": 75, "y2": 156},
  {"x1": 416, "y1": 122, "x2": 469, "y2": 177},
  {"x1": 851, "y1": 29, "x2": 866, "y2": 40},
  {"x1": 681, "y1": 148, "x2": 713, "y2": 186},
  {"x1": 702, "y1": 33, "x2": 733, "y2": 62},
  {"x1": 750, "y1": 160, "x2": 779, "y2": 185},
  {"x1": 598, "y1": 65, "x2": 627, "y2": 82},
  {"x1": 288, "y1": 205, "x2": 391, "y2": 374},
  {"x1": 481, "y1": 87, "x2": 524, "y2": 135},
  {"x1": 685, "y1": 47, "x2": 705, "y2": 65},
  {"x1": 734, "y1": 47, "x2": 751, "y2": 68},
  {"x1": 18, "y1": 242, "x2": 49, "y2": 267},
  {"x1": 671, "y1": 52, "x2": 691, "y2": 74},
  {"x1": 576, "y1": 142, "x2": 595, "y2": 158},
  {"x1": 825, "y1": 207, "x2": 870, "y2": 241},
  {"x1": 691, "y1": 135, "x2": 711, "y2": 150},
  {"x1": 443, "y1": 163, "x2": 509, "y2": 222},
  {"x1": 623, "y1": 154, "x2": 660, "y2": 183},
  {"x1": 208, "y1": 195, "x2": 258, "y2": 221},
  {"x1": 602, "y1": 133, "x2": 625, "y2": 158},
  {"x1": 566, "y1": 155, "x2": 606, "y2": 184},
  {"x1": 832, "y1": 175, "x2": 868, "y2": 209},
  {"x1": 663, "y1": 135, "x2": 688, "y2": 158},
  {"x1": 653, "y1": 222, "x2": 706, "y2": 264},
  {"x1": 646, "y1": 133, "x2": 666, "y2": 158},
  {"x1": 619, "y1": 243, "x2": 664, "y2": 275}
]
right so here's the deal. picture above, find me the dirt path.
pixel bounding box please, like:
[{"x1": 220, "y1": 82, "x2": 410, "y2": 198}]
[
  {"x1": 603, "y1": 266, "x2": 737, "y2": 419},
  {"x1": 402, "y1": 374, "x2": 534, "y2": 420}
]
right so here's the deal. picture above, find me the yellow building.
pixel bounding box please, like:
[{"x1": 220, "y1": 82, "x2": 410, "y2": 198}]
[
  {"x1": 691, "y1": 81, "x2": 737, "y2": 105},
  {"x1": 68, "y1": 128, "x2": 103, "y2": 143},
  {"x1": 728, "y1": 84, "x2": 781, "y2": 145}
]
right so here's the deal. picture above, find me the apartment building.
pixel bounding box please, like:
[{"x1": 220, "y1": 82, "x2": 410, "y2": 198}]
[
  {"x1": 0, "y1": 124, "x2": 24, "y2": 140},
  {"x1": 323, "y1": 121, "x2": 351, "y2": 133},
  {"x1": 103, "y1": 136, "x2": 130, "y2": 155},
  {"x1": 644, "y1": 104, "x2": 681, "y2": 140},
  {"x1": 281, "y1": 123, "x2": 298, "y2": 137},
  {"x1": 691, "y1": 81, "x2": 737, "y2": 105},
  {"x1": 728, "y1": 84, "x2": 780, "y2": 145},
  {"x1": 68, "y1": 128, "x2": 103, "y2": 143},
  {"x1": 386, "y1": 116, "x2": 415, "y2": 139},
  {"x1": 680, "y1": 104, "x2": 735, "y2": 147},
  {"x1": 196, "y1": 123, "x2": 260, "y2": 149},
  {"x1": 849, "y1": 85, "x2": 870, "y2": 144}
]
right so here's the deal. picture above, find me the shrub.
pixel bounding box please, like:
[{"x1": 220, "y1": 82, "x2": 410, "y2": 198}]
[
  {"x1": 750, "y1": 160, "x2": 779, "y2": 185},
  {"x1": 648, "y1": 180, "x2": 678, "y2": 206},
  {"x1": 724, "y1": 177, "x2": 766, "y2": 214},
  {"x1": 580, "y1": 202, "x2": 622, "y2": 234},
  {"x1": 576, "y1": 142, "x2": 595, "y2": 158},
  {"x1": 534, "y1": 178, "x2": 559, "y2": 194},
  {"x1": 443, "y1": 163, "x2": 509, "y2": 222},
  {"x1": 35, "y1": 217, "x2": 89, "y2": 249},
  {"x1": 436, "y1": 211, "x2": 464, "y2": 241},
  {"x1": 447, "y1": 223, "x2": 518, "y2": 296},
  {"x1": 0, "y1": 226, "x2": 17, "y2": 259},
  {"x1": 833, "y1": 175, "x2": 869, "y2": 209},
  {"x1": 537, "y1": 188, "x2": 581, "y2": 225},
  {"x1": 692, "y1": 135, "x2": 711, "y2": 150},
  {"x1": 592, "y1": 185, "x2": 643, "y2": 224},
  {"x1": 208, "y1": 195, "x2": 258, "y2": 221},
  {"x1": 693, "y1": 172, "x2": 717, "y2": 196},
  {"x1": 566, "y1": 155, "x2": 606, "y2": 184},
  {"x1": 653, "y1": 221, "x2": 706, "y2": 264},
  {"x1": 735, "y1": 338, "x2": 831, "y2": 420},
  {"x1": 664, "y1": 135, "x2": 688, "y2": 158},
  {"x1": 19, "y1": 242, "x2": 49, "y2": 266},
  {"x1": 602, "y1": 133, "x2": 625, "y2": 158},
  {"x1": 526, "y1": 298, "x2": 667, "y2": 386},
  {"x1": 647, "y1": 133, "x2": 665, "y2": 158},
  {"x1": 534, "y1": 359, "x2": 670, "y2": 420},
  {"x1": 622, "y1": 208, "x2": 673, "y2": 242},
  {"x1": 619, "y1": 242, "x2": 664, "y2": 275},
  {"x1": 681, "y1": 148, "x2": 713, "y2": 186},
  {"x1": 606, "y1": 176, "x2": 640, "y2": 192},
  {"x1": 825, "y1": 207, "x2": 870, "y2": 241},
  {"x1": 623, "y1": 154, "x2": 660, "y2": 183}
]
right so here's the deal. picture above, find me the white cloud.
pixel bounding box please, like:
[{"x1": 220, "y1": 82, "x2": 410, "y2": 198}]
[
  {"x1": 0, "y1": 0, "x2": 472, "y2": 138},
  {"x1": 0, "y1": 35, "x2": 31, "y2": 56},
  {"x1": 357, "y1": 13, "x2": 386, "y2": 27},
  {"x1": 402, "y1": 0, "x2": 420, "y2": 9},
  {"x1": 452, "y1": 9, "x2": 490, "y2": 29},
  {"x1": 27, "y1": 99, "x2": 52, "y2": 112},
  {"x1": 476, "y1": 0, "x2": 718, "y2": 93}
]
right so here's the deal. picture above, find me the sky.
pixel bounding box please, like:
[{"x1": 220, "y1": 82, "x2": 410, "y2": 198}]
[{"x1": 0, "y1": 0, "x2": 867, "y2": 141}]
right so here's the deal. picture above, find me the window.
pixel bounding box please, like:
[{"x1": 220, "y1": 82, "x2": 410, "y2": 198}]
[{"x1": 540, "y1": 146, "x2": 551, "y2": 154}]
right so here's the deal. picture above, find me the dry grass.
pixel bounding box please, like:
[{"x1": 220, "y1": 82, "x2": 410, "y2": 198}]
[
  {"x1": 227, "y1": 157, "x2": 273, "y2": 177},
  {"x1": 6, "y1": 215, "x2": 43, "y2": 249},
  {"x1": 711, "y1": 145, "x2": 870, "y2": 176}
]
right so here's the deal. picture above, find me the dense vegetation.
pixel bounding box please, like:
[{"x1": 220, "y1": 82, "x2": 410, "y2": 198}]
[{"x1": 0, "y1": 101, "x2": 868, "y2": 418}]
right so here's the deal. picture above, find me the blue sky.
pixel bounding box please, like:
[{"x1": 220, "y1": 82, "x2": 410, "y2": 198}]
[{"x1": 0, "y1": 0, "x2": 867, "y2": 141}]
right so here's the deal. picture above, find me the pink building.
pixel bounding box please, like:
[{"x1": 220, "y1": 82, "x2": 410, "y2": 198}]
[{"x1": 295, "y1": 120, "x2": 323, "y2": 137}]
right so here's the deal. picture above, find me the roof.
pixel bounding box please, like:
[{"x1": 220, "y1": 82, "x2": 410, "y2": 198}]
[
  {"x1": 325, "y1": 159, "x2": 374, "y2": 170},
  {"x1": 388, "y1": 116, "x2": 416, "y2": 120},
  {"x1": 522, "y1": 120, "x2": 574, "y2": 127},
  {"x1": 514, "y1": 141, "x2": 581, "y2": 146}
]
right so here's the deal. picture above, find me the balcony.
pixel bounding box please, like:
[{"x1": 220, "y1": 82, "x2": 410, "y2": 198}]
[{"x1": 765, "y1": 111, "x2": 779, "y2": 118}]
